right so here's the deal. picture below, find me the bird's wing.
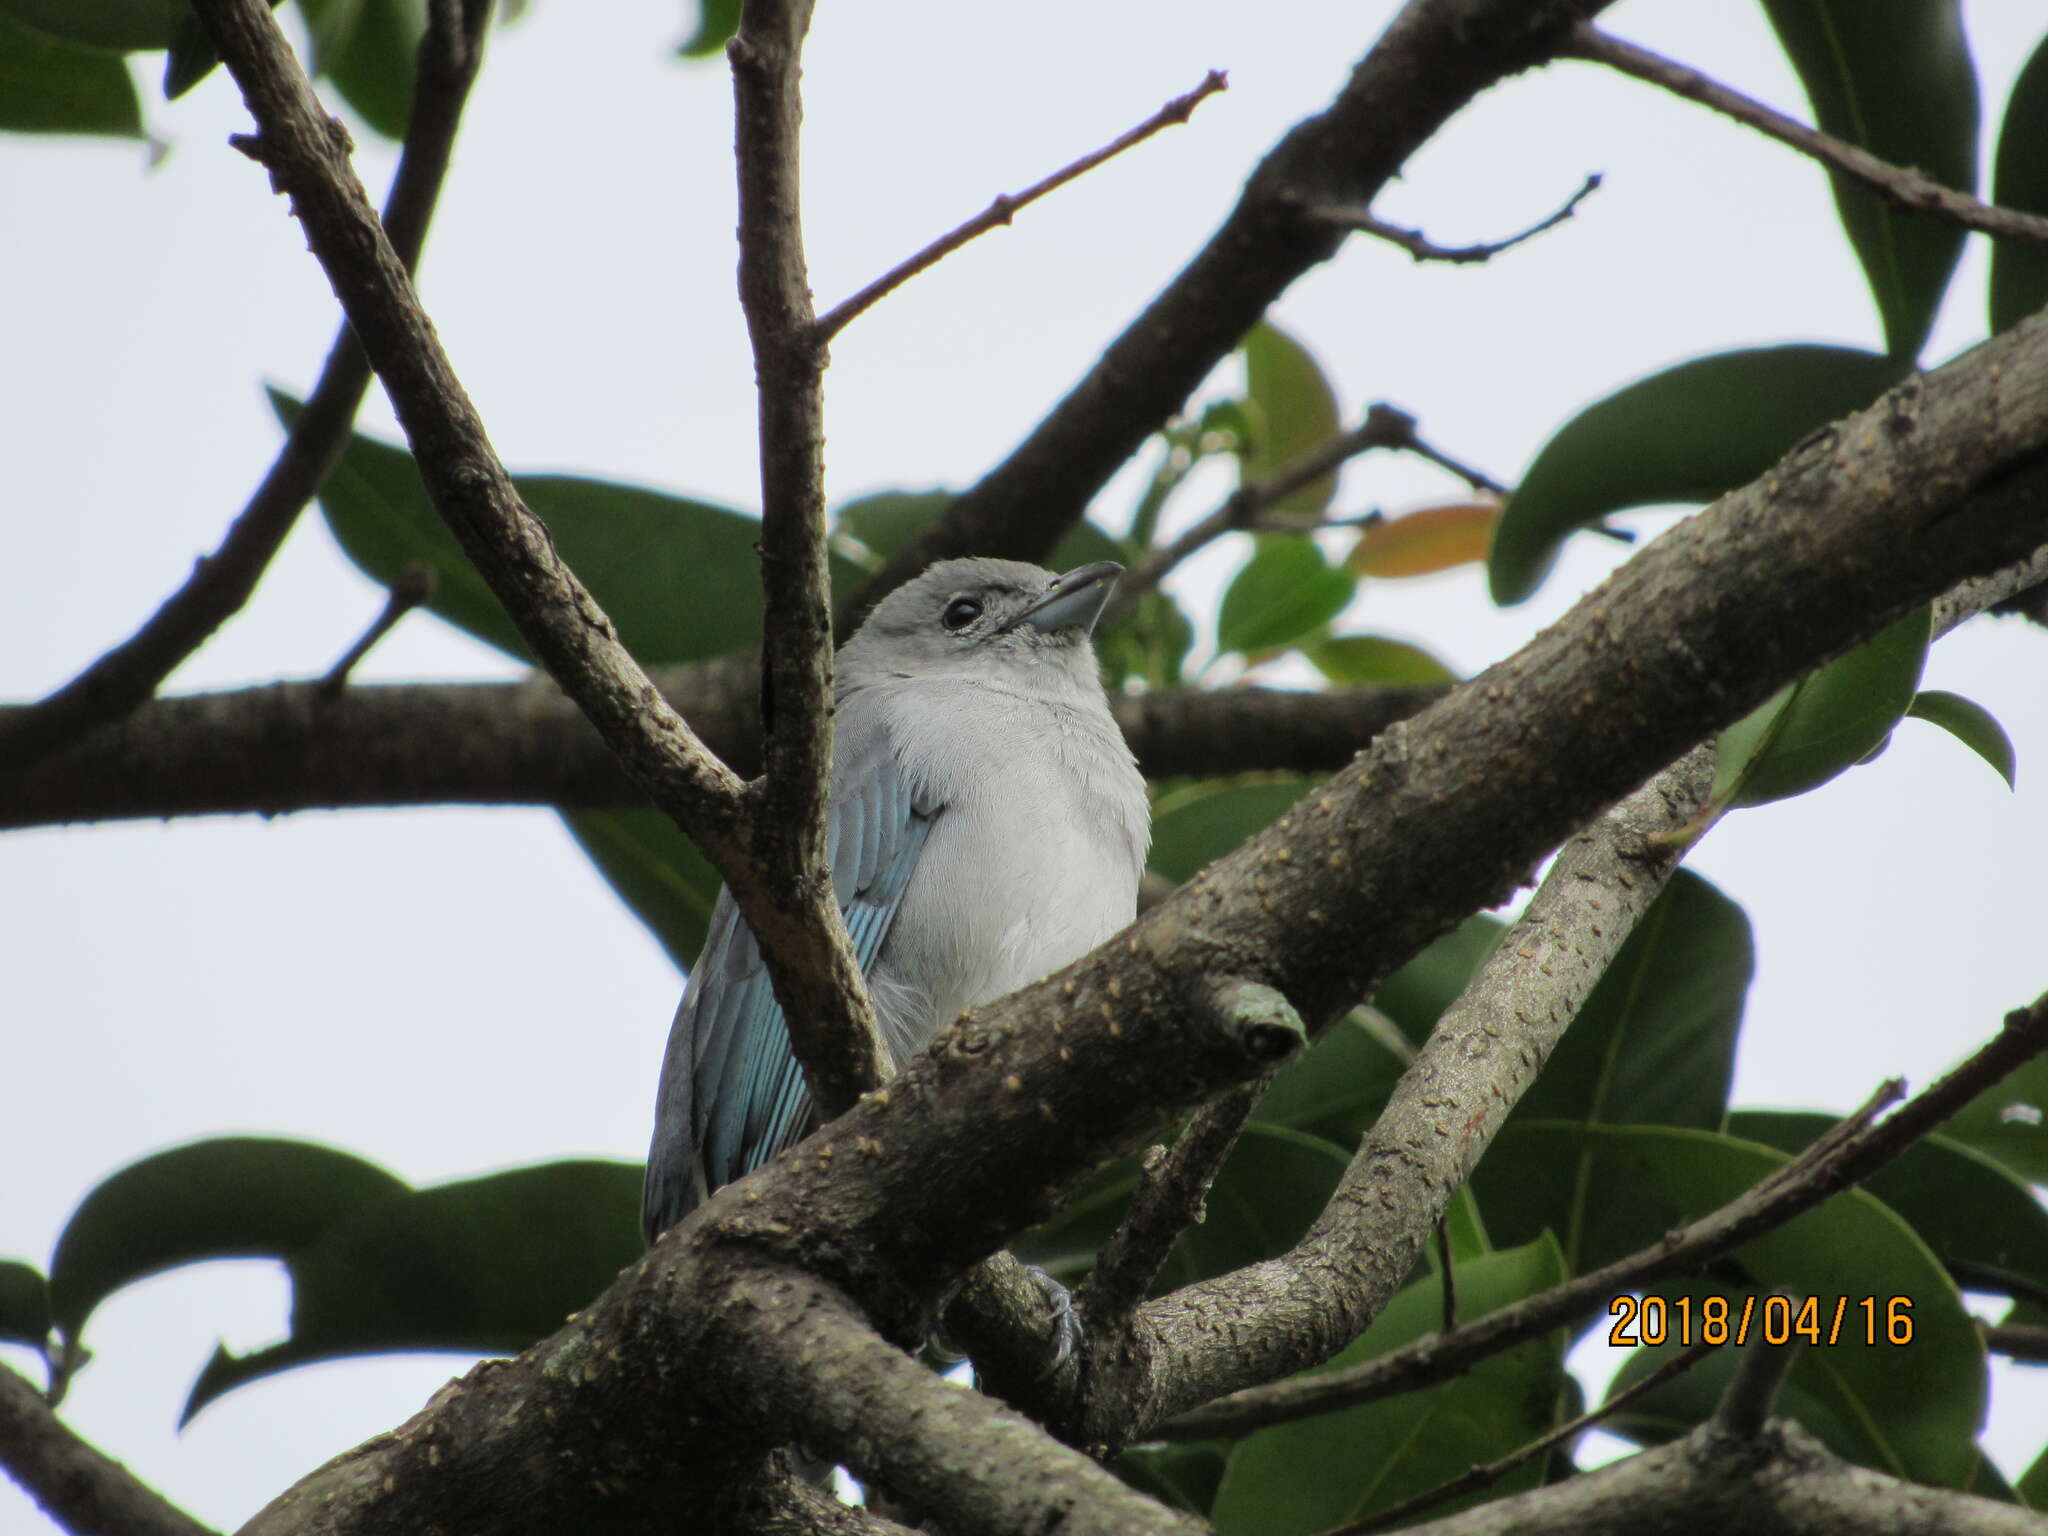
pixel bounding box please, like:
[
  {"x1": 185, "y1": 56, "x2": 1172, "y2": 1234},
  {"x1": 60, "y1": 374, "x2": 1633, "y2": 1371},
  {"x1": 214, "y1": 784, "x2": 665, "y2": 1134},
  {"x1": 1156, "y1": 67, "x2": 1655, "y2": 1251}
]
[{"x1": 642, "y1": 717, "x2": 937, "y2": 1241}]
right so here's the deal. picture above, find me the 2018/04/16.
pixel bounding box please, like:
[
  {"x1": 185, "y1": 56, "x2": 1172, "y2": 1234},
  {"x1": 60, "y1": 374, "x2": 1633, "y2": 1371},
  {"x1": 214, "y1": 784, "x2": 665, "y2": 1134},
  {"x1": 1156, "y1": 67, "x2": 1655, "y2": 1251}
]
[{"x1": 1607, "y1": 1293, "x2": 1915, "y2": 1348}]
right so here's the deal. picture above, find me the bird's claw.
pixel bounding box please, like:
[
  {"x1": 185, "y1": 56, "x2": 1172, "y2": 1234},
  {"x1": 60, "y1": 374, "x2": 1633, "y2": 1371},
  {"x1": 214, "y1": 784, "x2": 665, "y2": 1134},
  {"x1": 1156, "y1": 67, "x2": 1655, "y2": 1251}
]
[{"x1": 1025, "y1": 1263, "x2": 1081, "y2": 1378}]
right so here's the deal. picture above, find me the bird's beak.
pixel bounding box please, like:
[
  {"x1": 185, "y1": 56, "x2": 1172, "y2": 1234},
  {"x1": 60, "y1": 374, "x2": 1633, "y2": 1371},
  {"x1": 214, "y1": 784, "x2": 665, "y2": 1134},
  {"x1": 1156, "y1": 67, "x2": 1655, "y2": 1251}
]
[{"x1": 1007, "y1": 561, "x2": 1124, "y2": 636}]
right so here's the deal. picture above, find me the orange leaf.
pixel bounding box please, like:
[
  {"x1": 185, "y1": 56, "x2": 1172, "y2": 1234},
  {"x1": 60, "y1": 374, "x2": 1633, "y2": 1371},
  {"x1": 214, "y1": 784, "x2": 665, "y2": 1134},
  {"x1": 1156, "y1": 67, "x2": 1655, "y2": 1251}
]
[{"x1": 1348, "y1": 501, "x2": 1500, "y2": 578}]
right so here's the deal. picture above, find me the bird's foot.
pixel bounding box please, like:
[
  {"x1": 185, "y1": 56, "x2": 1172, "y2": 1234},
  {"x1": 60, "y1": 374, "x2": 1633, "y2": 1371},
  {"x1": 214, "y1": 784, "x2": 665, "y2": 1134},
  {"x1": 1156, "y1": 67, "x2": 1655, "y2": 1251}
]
[{"x1": 1024, "y1": 1263, "x2": 1082, "y2": 1377}]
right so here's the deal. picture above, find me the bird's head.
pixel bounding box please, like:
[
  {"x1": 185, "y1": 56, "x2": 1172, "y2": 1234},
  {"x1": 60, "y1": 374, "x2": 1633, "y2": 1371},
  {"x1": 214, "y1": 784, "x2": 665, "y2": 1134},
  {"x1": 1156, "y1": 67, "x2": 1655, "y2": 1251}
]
[{"x1": 840, "y1": 557, "x2": 1123, "y2": 687}]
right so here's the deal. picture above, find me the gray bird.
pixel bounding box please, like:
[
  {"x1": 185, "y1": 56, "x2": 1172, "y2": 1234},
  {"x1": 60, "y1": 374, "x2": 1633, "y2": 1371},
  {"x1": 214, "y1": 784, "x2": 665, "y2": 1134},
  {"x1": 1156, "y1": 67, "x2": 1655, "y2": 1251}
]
[{"x1": 643, "y1": 557, "x2": 1150, "y2": 1241}]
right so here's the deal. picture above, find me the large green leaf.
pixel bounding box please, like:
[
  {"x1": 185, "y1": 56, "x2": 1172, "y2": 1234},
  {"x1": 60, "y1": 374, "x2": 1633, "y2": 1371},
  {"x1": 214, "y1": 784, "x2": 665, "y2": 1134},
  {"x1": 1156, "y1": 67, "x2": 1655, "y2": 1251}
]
[
  {"x1": 1209, "y1": 1237, "x2": 1569, "y2": 1536},
  {"x1": 1015, "y1": 1124, "x2": 1350, "y2": 1292},
  {"x1": 300, "y1": 0, "x2": 424, "y2": 140},
  {"x1": 48, "y1": 1138, "x2": 409, "y2": 1338},
  {"x1": 677, "y1": 0, "x2": 741, "y2": 58},
  {"x1": 1251, "y1": 1012, "x2": 1407, "y2": 1149},
  {"x1": 1731, "y1": 1114, "x2": 2048, "y2": 1292},
  {"x1": 1307, "y1": 633, "x2": 1458, "y2": 687},
  {"x1": 830, "y1": 487, "x2": 1126, "y2": 578},
  {"x1": 560, "y1": 808, "x2": 723, "y2": 971},
  {"x1": 1216, "y1": 538, "x2": 1355, "y2": 656},
  {"x1": 1943, "y1": 1051, "x2": 2048, "y2": 1187},
  {"x1": 1991, "y1": 32, "x2": 2048, "y2": 334},
  {"x1": 0, "y1": 0, "x2": 181, "y2": 50},
  {"x1": 1906, "y1": 690, "x2": 2018, "y2": 790},
  {"x1": 0, "y1": 14, "x2": 142, "y2": 137},
  {"x1": 1239, "y1": 322, "x2": 1341, "y2": 517},
  {"x1": 1369, "y1": 914, "x2": 1506, "y2": 1046},
  {"x1": 1488, "y1": 346, "x2": 1911, "y2": 603},
  {"x1": 1515, "y1": 869, "x2": 1752, "y2": 1133},
  {"x1": 1495, "y1": 1122, "x2": 1984, "y2": 1487},
  {"x1": 1114, "y1": 1442, "x2": 1229, "y2": 1519},
  {"x1": 1147, "y1": 776, "x2": 1318, "y2": 885},
  {"x1": 1762, "y1": 0, "x2": 1978, "y2": 357},
  {"x1": 0, "y1": 1261, "x2": 52, "y2": 1350},
  {"x1": 276, "y1": 388, "x2": 842, "y2": 667},
  {"x1": 2022, "y1": 1442, "x2": 2048, "y2": 1510},
  {"x1": 1713, "y1": 604, "x2": 1930, "y2": 808},
  {"x1": 185, "y1": 1160, "x2": 643, "y2": 1421}
]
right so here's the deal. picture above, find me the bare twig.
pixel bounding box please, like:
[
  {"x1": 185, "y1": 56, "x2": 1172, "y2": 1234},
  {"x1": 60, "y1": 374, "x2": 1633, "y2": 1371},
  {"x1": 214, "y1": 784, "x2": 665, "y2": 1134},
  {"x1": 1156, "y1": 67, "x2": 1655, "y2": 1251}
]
[
  {"x1": 1982, "y1": 1322, "x2": 2048, "y2": 1364},
  {"x1": 1309, "y1": 172, "x2": 1602, "y2": 264},
  {"x1": 318, "y1": 563, "x2": 436, "y2": 694},
  {"x1": 1156, "y1": 994, "x2": 2048, "y2": 1440},
  {"x1": 1711, "y1": 1323, "x2": 1805, "y2": 1438},
  {"x1": 814, "y1": 70, "x2": 1229, "y2": 342},
  {"x1": 0, "y1": 0, "x2": 489, "y2": 779},
  {"x1": 1105, "y1": 404, "x2": 1421, "y2": 626},
  {"x1": 1570, "y1": 26, "x2": 2048, "y2": 251},
  {"x1": 1329, "y1": 1339, "x2": 1718, "y2": 1536},
  {"x1": 728, "y1": 0, "x2": 891, "y2": 1110},
  {"x1": 1078, "y1": 1083, "x2": 1261, "y2": 1325},
  {"x1": 0, "y1": 1362, "x2": 219, "y2": 1536}
]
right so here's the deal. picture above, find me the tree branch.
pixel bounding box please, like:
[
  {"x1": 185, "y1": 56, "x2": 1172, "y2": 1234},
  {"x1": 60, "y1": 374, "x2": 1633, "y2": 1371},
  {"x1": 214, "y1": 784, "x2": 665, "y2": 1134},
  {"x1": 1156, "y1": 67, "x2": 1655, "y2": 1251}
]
[
  {"x1": 0, "y1": 679, "x2": 1445, "y2": 830},
  {"x1": 849, "y1": 0, "x2": 1620, "y2": 619},
  {"x1": 729, "y1": 0, "x2": 889, "y2": 1113},
  {"x1": 1306, "y1": 172, "x2": 1602, "y2": 265},
  {"x1": 814, "y1": 70, "x2": 1229, "y2": 342},
  {"x1": 0, "y1": 1362, "x2": 217, "y2": 1536},
  {"x1": 1569, "y1": 26, "x2": 2048, "y2": 252},
  {"x1": 0, "y1": 0, "x2": 489, "y2": 779}
]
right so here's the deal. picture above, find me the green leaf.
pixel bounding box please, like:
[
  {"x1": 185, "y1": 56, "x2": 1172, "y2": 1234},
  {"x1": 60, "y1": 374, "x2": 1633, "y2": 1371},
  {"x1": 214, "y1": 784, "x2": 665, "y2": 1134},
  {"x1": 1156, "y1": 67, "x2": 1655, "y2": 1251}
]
[
  {"x1": 1515, "y1": 870, "x2": 1752, "y2": 1134},
  {"x1": 1216, "y1": 538, "x2": 1354, "y2": 656},
  {"x1": 677, "y1": 0, "x2": 741, "y2": 57},
  {"x1": 1905, "y1": 689, "x2": 2018, "y2": 789},
  {"x1": 0, "y1": 0, "x2": 182, "y2": 50},
  {"x1": 1991, "y1": 32, "x2": 2048, "y2": 333},
  {"x1": 560, "y1": 808, "x2": 724, "y2": 971},
  {"x1": 0, "y1": 1261, "x2": 52, "y2": 1350},
  {"x1": 1943, "y1": 1051, "x2": 2048, "y2": 1187},
  {"x1": 1762, "y1": 0, "x2": 1978, "y2": 357},
  {"x1": 1307, "y1": 634, "x2": 1457, "y2": 687},
  {"x1": 2022, "y1": 1441, "x2": 2048, "y2": 1510},
  {"x1": 299, "y1": 0, "x2": 425, "y2": 141},
  {"x1": 185, "y1": 1160, "x2": 643, "y2": 1422},
  {"x1": 1730, "y1": 1114, "x2": 2048, "y2": 1292},
  {"x1": 162, "y1": 0, "x2": 287, "y2": 99},
  {"x1": 1713, "y1": 604, "x2": 1931, "y2": 808},
  {"x1": 49, "y1": 1138, "x2": 408, "y2": 1339},
  {"x1": 1496, "y1": 1123, "x2": 1984, "y2": 1487},
  {"x1": 0, "y1": 14, "x2": 142, "y2": 137},
  {"x1": 1210, "y1": 1237, "x2": 1569, "y2": 1535},
  {"x1": 831, "y1": 488, "x2": 1125, "y2": 581},
  {"x1": 1114, "y1": 1442, "x2": 1228, "y2": 1518},
  {"x1": 1146, "y1": 776, "x2": 1317, "y2": 885},
  {"x1": 1238, "y1": 322, "x2": 1341, "y2": 517},
  {"x1": 1016, "y1": 1124, "x2": 1350, "y2": 1292},
  {"x1": 276, "y1": 388, "x2": 846, "y2": 667},
  {"x1": 1488, "y1": 346, "x2": 1911, "y2": 604},
  {"x1": 1098, "y1": 587, "x2": 1196, "y2": 692}
]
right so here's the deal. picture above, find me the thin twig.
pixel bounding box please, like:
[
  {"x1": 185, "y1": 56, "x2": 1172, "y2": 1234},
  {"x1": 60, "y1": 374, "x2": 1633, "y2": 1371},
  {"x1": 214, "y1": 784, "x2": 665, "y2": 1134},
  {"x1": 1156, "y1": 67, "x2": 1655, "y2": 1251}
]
[
  {"x1": 1711, "y1": 1319, "x2": 1804, "y2": 1438},
  {"x1": 0, "y1": 0, "x2": 489, "y2": 779},
  {"x1": 1982, "y1": 1322, "x2": 2048, "y2": 1364},
  {"x1": 0, "y1": 1362, "x2": 219, "y2": 1536},
  {"x1": 1948, "y1": 1259, "x2": 2048, "y2": 1316},
  {"x1": 1570, "y1": 26, "x2": 2048, "y2": 250},
  {"x1": 814, "y1": 70, "x2": 1228, "y2": 342},
  {"x1": 1327, "y1": 1339, "x2": 1718, "y2": 1536},
  {"x1": 1309, "y1": 173, "x2": 1602, "y2": 264},
  {"x1": 318, "y1": 563, "x2": 437, "y2": 694},
  {"x1": 1105, "y1": 404, "x2": 1420, "y2": 627},
  {"x1": 1078, "y1": 1084, "x2": 1261, "y2": 1324},
  {"x1": 1156, "y1": 990, "x2": 2048, "y2": 1439},
  {"x1": 729, "y1": 0, "x2": 892, "y2": 1111}
]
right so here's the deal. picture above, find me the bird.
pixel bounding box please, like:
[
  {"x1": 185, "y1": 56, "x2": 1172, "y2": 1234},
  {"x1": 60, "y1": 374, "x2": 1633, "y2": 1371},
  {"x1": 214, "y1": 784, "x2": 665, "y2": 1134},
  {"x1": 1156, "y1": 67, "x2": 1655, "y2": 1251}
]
[{"x1": 642, "y1": 557, "x2": 1151, "y2": 1242}]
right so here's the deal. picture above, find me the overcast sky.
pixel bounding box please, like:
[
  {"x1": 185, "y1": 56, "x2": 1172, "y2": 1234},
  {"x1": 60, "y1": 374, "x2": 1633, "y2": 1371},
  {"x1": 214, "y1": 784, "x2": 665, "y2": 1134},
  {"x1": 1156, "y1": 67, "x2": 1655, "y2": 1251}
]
[{"x1": 4, "y1": 1, "x2": 2047, "y2": 1529}]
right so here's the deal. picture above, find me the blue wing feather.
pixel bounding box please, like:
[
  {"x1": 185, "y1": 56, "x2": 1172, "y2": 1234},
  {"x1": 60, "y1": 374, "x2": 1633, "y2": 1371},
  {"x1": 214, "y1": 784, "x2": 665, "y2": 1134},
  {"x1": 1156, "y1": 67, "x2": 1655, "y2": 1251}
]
[{"x1": 642, "y1": 729, "x2": 937, "y2": 1242}]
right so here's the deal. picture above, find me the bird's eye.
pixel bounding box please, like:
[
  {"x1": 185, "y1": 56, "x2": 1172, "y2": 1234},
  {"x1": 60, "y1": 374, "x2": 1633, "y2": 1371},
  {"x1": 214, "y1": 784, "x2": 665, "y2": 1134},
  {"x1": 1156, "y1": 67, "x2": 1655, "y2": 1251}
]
[{"x1": 941, "y1": 596, "x2": 983, "y2": 631}]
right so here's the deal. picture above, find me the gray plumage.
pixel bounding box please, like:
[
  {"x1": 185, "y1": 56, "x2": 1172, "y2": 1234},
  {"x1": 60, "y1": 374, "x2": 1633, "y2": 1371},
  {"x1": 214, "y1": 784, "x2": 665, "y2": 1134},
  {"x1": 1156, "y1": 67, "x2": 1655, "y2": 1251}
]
[{"x1": 643, "y1": 557, "x2": 1150, "y2": 1241}]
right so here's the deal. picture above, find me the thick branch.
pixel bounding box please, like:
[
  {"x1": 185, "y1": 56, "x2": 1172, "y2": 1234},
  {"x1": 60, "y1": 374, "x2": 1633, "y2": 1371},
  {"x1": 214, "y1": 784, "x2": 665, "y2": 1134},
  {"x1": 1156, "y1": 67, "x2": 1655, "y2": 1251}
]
[
  {"x1": 0, "y1": 679, "x2": 1443, "y2": 830},
  {"x1": 0, "y1": 0, "x2": 488, "y2": 778},
  {"x1": 850, "y1": 0, "x2": 1619, "y2": 618},
  {"x1": 729, "y1": 0, "x2": 889, "y2": 1112},
  {"x1": 1571, "y1": 27, "x2": 2048, "y2": 252},
  {"x1": 0, "y1": 1363, "x2": 217, "y2": 1536}
]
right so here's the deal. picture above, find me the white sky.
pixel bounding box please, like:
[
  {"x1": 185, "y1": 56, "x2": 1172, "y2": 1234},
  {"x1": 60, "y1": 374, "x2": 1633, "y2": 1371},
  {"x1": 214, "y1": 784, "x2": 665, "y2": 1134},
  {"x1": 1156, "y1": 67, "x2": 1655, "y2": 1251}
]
[{"x1": 3, "y1": 2, "x2": 2047, "y2": 1530}]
